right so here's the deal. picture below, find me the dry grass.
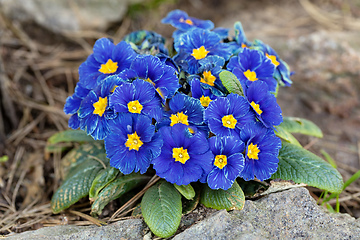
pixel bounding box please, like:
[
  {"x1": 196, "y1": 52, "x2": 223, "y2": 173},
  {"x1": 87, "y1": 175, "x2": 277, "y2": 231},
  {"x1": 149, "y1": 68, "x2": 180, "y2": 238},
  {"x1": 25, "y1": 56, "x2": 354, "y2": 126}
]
[{"x1": 0, "y1": 0, "x2": 359, "y2": 236}]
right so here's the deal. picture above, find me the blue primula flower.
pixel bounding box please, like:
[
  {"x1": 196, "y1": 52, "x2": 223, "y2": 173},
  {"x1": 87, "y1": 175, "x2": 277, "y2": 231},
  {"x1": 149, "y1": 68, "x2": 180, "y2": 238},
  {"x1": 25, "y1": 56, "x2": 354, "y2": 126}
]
[
  {"x1": 206, "y1": 136, "x2": 245, "y2": 190},
  {"x1": 105, "y1": 113, "x2": 163, "y2": 175},
  {"x1": 228, "y1": 21, "x2": 252, "y2": 54},
  {"x1": 245, "y1": 81, "x2": 283, "y2": 128},
  {"x1": 79, "y1": 38, "x2": 137, "y2": 90},
  {"x1": 152, "y1": 124, "x2": 213, "y2": 185},
  {"x1": 240, "y1": 122, "x2": 282, "y2": 181},
  {"x1": 77, "y1": 77, "x2": 119, "y2": 140},
  {"x1": 109, "y1": 79, "x2": 163, "y2": 121},
  {"x1": 174, "y1": 28, "x2": 231, "y2": 74},
  {"x1": 204, "y1": 93, "x2": 255, "y2": 137},
  {"x1": 227, "y1": 48, "x2": 277, "y2": 93},
  {"x1": 64, "y1": 82, "x2": 90, "y2": 129},
  {"x1": 118, "y1": 55, "x2": 180, "y2": 101},
  {"x1": 190, "y1": 79, "x2": 218, "y2": 108},
  {"x1": 157, "y1": 93, "x2": 205, "y2": 130},
  {"x1": 252, "y1": 39, "x2": 292, "y2": 86},
  {"x1": 161, "y1": 9, "x2": 214, "y2": 33}
]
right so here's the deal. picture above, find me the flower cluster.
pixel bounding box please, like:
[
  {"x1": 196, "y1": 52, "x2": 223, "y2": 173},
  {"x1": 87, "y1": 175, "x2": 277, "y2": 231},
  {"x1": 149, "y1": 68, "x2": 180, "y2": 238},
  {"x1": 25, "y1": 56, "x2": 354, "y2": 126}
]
[{"x1": 64, "y1": 10, "x2": 291, "y2": 190}]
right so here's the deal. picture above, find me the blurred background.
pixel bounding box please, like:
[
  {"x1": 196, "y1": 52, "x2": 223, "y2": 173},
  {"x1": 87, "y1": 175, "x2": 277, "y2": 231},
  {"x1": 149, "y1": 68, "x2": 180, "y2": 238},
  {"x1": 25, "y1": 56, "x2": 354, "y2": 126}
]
[{"x1": 0, "y1": 0, "x2": 360, "y2": 234}]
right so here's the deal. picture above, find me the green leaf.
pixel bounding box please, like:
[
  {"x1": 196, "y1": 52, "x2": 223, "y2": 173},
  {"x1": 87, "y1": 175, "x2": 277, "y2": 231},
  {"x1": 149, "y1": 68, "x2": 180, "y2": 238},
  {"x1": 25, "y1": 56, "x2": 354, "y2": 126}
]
[
  {"x1": 275, "y1": 125, "x2": 302, "y2": 147},
  {"x1": 51, "y1": 158, "x2": 104, "y2": 214},
  {"x1": 182, "y1": 188, "x2": 200, "y2": 215},
  {"x1": 0, "y1": 155, "x2": 9, "y2": 162},
  {"x1": 200, "y1": 181, "x2": 245, "y2": 211},
  {"x1": 174, "y1": 183, "x2": 195, "y2": 200},
  {"x1": 90, "y1": 173, "x2": 150, "y2": 216},
  {"x1": 89, "y1": 167, "x2": 120, "y2": 201},
  {"x1": 141, "y1": 180, "x2": 182, "y2": 238},
  {"x1": 61, "y1": 142, "x2": 107, "y2": 179},
  {"x1": 47, "y1": 129, "x2": 95, "y2": 144},
  {"x1": 219, "y1": 70, "x2": 244, "y2": 96},
  {"x1": 272, "y1": 141, "x2": 343, "y2": 194},
  {"x1": 279, "y1": 117, "x2": 323, "y2": 138}
]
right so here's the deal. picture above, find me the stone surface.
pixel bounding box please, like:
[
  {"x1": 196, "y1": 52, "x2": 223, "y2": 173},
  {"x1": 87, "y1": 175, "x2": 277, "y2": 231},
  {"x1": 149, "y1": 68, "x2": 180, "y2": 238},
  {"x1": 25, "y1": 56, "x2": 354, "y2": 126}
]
[
  {"x1": 0, "y1": 0, "x2": 144, "y2": 33},
  {"x1": 6, "y1": 188, "x2": 360, "y2": 239},
  {"x1": 6, "y1": 219, "x2": 146, "y2": 240}
]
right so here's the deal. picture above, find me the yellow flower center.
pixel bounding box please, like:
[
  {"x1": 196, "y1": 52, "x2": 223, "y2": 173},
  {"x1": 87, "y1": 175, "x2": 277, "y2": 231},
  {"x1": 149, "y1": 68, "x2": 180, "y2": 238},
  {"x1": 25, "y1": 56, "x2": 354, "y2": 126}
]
[
  {"x1": 179, "y1": 18, "x2": 193, "y2": 25},
  {"x1": 241, "y1": 43, "x2": 248, "y2": 48},
  {"x1": 191, "y1": 46, "x2": 209, "y2": 60},
  {"x1": 214, "y1": 155, "x2": 227, "y2": 169},
  {"x1": 125, "y1": 132, "x2": 143, "y2": 151},
  {"x1": 188, "y1": 127, "x2": 195, "y2": 134},
  {"x1": 244, "y1": 69, "x2": 258, "y2": 81},
  {"x1": 173, "y1": 147, "x2": 190, "y2": 164},
  {"x1": 250, "y1": 101, "x2": 263, "y2": 115},
  {"x1": 144, "y1": 78, "x2": 156, "y2": 86},
  {"x1": 170, "y1": 112, "x2": 189, "y2": 126},
  {"x1": 247, "y1": 143, "x2": 260, "y2": 160},
  {"x1": 200, "y1": 71, "x2": 216, "y2": 86},
  {"x1": 127, "y1": 100, "x2": 143, "y2": 114},
  {"x1": 93, "y1": 96, "x2": 107, "y2": 117},
  {"x1": 99, "y1": 59, "x2": 118, "y2": 74},
  {"x1": 266, "y1": 53, "x2": 280, "y2": 67},
  {"x1": 222, "y1": 114, "x2": 237, "y2": 129},
  {"x1": 200, "y1": 95, "x2": 212, "y2": 107}
]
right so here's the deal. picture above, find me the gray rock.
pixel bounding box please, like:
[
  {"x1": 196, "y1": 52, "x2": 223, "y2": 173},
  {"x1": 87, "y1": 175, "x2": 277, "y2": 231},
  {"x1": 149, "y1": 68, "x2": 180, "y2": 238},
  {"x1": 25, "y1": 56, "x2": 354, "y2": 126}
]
[
  {"x1": 6, "y1": 219, "x2": 145, "y2": 240},
  {"x1": 0, "y1": 0, "x2": 144, "y2": 33},
  {"x1": 175, "y1": 188, "x2": 360, "y2": 239},
  {"x1": 5, "y1": 188, "x2": 360, "y2": 239}
]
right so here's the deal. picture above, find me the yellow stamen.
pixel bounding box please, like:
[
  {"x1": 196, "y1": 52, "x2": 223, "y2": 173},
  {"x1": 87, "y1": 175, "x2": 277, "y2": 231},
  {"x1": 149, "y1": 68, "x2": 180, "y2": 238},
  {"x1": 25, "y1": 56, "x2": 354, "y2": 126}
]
[
  {"x1": 247, "y1": 143, "x2": 260, "y2": 160},
  {"x1": 266, "y1": 53, "x2": 280, "y2": 67},
  {"x1": 170, "y1": 112, "x2": 189, "y2": 126},
  {"x1": 144, "y1": 78, "x2": 156, "y2": 86},
  {"x1": 99, "y1": 59, "x2": 118, "y2": 74},
  {"x1": 93, "y1": 96, "x2": 107, "y2": 117},
  {"x1": 200, "y1": 71, "x2": 216, "y2": 86},
  {"x1": 179, "y1": 18, "x2": 193, "y2": 25},
  {"x1": 191, "y1": 46, "x2": 209, "y2": 60},
  {"x1": 250, "y1": 101, "x2": 263, "y2": 115},
  {"x1": 214, "y1": 155, "x2": 227, "y2": 169},
  {"x1": 241, "y1": 43, "x2": 248, "y2": 48},
  {"x1": 125, "y1": 132, "x2": 143, "y2": 151},
  {"x1": 111, "y1": 85, "x2": 118, "y2": 93},
  {"x1": 200, "y1": 95, "x2": 212, "y2": 107},
  {"x1": 156, "y1": 87, "x2": 165, "y2": 100},
  {"x1": 222, "y1": 114, "x2": 237, "y2": 129},
  {"x1": 188, "y1": 127, "x2": 195, "y2": 134},
  {"x1": 173, "y1": 147, "x2": 190, "y2": 164},
  {"x1": 127, "y1": 100, "x2": 143, "y2": 114},
  {"x1": 244, "y1": 69, "x2": 258, "y2": 81}
]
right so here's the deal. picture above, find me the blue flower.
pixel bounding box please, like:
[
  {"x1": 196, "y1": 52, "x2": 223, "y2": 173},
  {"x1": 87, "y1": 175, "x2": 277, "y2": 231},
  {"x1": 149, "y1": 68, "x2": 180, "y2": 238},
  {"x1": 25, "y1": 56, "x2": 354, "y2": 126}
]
[
  {"x1": 252, "y1": 39, "x2": 292, "y2": 86},
  {"x1": 239, "y1": 122, "x2": 281, "y2": 181},
  {"x1": 245, "y1": 81, "x2": 283, "y2": 128},
  {"x1": 204, "y1": 93, "x2": 255, "y2": 137},
  {"x1": 190, "y1": 79, "x2": 218, "y2": 108},
  {"x1": 78, "y1": 38, "x2": 137, "y2": 90},
  {"x1": 63, "y1": 83, "x2": 90, "y2": 129},
  {"x1": 174, "y1": 28, "x2": 231, "y2": 74},
  {"x1": 77, "y1": 77, "x2": 118, "y2": 140},
  {"x1": 152, "y1": 124, "x2": 213, "y2": 185},
  {"x1": 118, "y1": 55, "x2": 180, "y2": 101},
  {"x1": 206, "y1": 136, "x2": 245, "y2": 190},
  {"x1": 109, "y1": 79, "x2": 163, "y2": 121},
  {"x1": 157, "y1": 93, "x2": 205, "y2": 130},
  {"x1": 105, "y1": 113, "x2": 163, "y2": 175},
  {"x1": 161, "y1": 9, "x2": 214, "y2": 32},
  {"x1": 227, "y1": 48, "x2": 277, "y2": 93},
  {"x1": 228, "y1": 21, "x2": 252, "y2": 55}
]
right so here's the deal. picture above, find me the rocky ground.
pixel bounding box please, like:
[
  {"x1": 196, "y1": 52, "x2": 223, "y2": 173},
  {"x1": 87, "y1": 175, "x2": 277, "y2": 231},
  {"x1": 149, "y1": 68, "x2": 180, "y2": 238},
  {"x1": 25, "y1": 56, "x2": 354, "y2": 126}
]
[{"x1": 1, "y1": 0, "x2": 360, "y2": 238}]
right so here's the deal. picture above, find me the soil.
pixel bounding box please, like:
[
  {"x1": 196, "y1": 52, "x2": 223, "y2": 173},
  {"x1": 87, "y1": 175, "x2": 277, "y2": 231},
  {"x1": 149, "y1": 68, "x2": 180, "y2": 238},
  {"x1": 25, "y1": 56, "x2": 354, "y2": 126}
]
[{"x1": 1, "y1": 0, "x2": 359, "y2": 235}]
